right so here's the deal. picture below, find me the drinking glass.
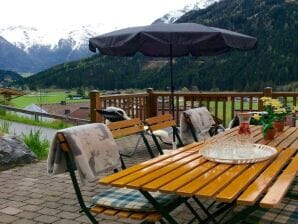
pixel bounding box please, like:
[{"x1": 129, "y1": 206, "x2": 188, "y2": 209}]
[{"x1": 237, "y1": 112, "x2": 254, "y2": 157}]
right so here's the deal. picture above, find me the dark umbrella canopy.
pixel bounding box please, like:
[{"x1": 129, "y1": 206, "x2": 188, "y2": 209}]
[
  {"x1": 89, "y1": 22, "x2": 257, "y2": 146},
  {"x1": 89, "y1": 23, "x2": 257, "y2": 57},
  {"x1": 89, "y1": 22, "x2": 257, "y2": 114}
]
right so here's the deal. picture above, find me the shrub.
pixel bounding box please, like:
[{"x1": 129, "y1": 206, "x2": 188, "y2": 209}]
[
  {"x1": 22, "y1": 130, "x2": 49, "y2": 160},
  {"x1": 0, "y1": 120, "x2": 10, "y2": 134},
  {"x1": 0, "y1": 109, "x2": 6, "y2": 116},
  {"x1": 0, "y1": 112, "x2": 71, "y2": 129}
]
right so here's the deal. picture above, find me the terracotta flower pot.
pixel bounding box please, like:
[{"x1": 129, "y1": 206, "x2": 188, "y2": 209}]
[
  {"x1": 263, "y1": 127, "x2": 276, "y2": 140},
  {"x1": 273, "y1": 120, "x2": 285, "y2": 132}
]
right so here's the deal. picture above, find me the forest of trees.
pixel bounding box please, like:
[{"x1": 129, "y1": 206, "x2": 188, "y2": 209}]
[{"x1": 22, "y1": 0, "x2": 297, "y2": 91}]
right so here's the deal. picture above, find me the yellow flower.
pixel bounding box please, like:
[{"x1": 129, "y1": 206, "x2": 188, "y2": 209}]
[
  {"x1": 274, "y1": 108, "x2": 286, "y2": 114},
  {"x1": 261, "y1": 97, "x2": 271, "y2": 101},
  {"x1": 271, "y1": 99, "x2": 282, "y2": 108},
  {"x1": 252, "y1": 113, "x2": 261, "y2": 120}
]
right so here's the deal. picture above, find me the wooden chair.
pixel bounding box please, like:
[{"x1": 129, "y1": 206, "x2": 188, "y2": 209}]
[
  {"x1": 182, "y1": 107, "x2": 224, "y2": 143},
  {"x1": 55, "y1": 124, "x2": 179, "y2": 224},
  {"x1": 108, "y1": 118, "x2": 155, "y2": 160},
  {"x1": 145, "y1": 114, "x2": 183, "y2": 155}
]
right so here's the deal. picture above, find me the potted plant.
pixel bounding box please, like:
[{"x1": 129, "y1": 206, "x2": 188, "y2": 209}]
[
  {"x1": 253, "y1": 97, "x2": 296, "y2": 138},
  {"x1": 272, "y1": 106, "x2": 289, "y2": 131},
  {"x1": 252, "y1": 97, "x2": 277, "y2": 139}
]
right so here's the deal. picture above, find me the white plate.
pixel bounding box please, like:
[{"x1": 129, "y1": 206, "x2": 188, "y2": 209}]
[{"x1": 200, "y1": 143, "x2": 277, "y2": 164}]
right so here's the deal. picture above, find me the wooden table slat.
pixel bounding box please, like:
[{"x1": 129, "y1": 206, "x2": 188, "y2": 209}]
[
  {"x1": 110, "y1": 151, "x2": 199, "y2": 187},
  {"x1": 159, "y1": 162, "x2": 217, "y2": 193},
  {"x1": 277, "y1": 128, "x2": 298, "y2": 149},
  {"x1": 267, "y1": 127, "x2": 297, "y2": 148},
  {"x1": 237, "y1": 148, "x2": 296, "y2": 205},
  {"x1": 100, "y1": 143, "x2": 198, "y2": 184},
  {"x1": 142, "y1": 157, "x2": 207, "y2": 191},
  {"x1": 176, "y1": 164, "x2": 231, "y2": 197},
  {"x1": 260, "y1": 152, "x2": 298, "y2": 208},
  {"x1": 289, "y1": 139, "x2": 298, "y2": 149},
  {"x1": 196, "y1": 164, "x2": 249, "y2": 198},
  {"x1": 126, "y1": 152, "x2": 202, "y2": 188},
  {"x1": 215, "y1": 148, "x2": 283, "y2": 203}
]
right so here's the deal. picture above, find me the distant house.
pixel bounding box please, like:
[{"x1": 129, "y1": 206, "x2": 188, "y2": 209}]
[
  {"x1": 0, "y1": 87, "x2": 24, "y2": 103},
  {"x1": 18, "y1": 104, "x2": 54, "y2": 121},
  {"x1": 69, "y1": 107, "x2": 90, "y2": 120},
  {"x1": 42, "y1": 102, "x2": 90, "y2": 120}
]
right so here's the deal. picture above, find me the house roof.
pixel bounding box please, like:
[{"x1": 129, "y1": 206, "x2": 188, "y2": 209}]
[
  {"x1": 42, "y1": 102, "x2": 89, "y2": 117},
  {"x1": 69, "y1": 107, "x2": 90, "y2": 120},
  {"x1": 0, "y1": 88, "x2": 24, "y2": 98}
]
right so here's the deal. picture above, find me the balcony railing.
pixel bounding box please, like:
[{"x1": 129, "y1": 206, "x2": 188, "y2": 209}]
[{"x1": 90, "y1": 87, "x2": 298, "y2": 127}]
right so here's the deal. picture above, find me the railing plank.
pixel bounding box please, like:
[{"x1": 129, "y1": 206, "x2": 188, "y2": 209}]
[{"x1": 231, "y1": 96, "x2": 235, "y2": 118}]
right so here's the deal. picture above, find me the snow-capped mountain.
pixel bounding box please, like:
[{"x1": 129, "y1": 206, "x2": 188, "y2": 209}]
[
  {"x1": 0, "y1": 24, "x2": 104, "y2": 52},
  {"x1": 0, "y1": 0, "x2": 221, "y2": 74},
  {"x1": 0, "y1": 24, "x2": 108, "y2": 73},
  {"x1": 153, "y1": 0, "x2": 222, "y2": 24}
]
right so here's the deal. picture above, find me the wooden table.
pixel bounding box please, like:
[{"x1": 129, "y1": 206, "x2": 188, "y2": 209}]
[{"x1": 99, "y1": 126, "x2": 298, "y2": 223}]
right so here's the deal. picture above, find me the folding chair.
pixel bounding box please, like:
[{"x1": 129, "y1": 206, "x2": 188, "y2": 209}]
[
  {"x1": 49, "y1": 124, "x2": 184, "y2": 223},
  {"x1": 145, "y1": 114, "x2": 183, "y2": 155},
  {"x1": 181, "y1": 107, "x2": 225, "y2": 144},
  {"x1": 107, "y1": 118, "x2": 155, "y2": 159},
  {"x1": 52, "y1": 123, "x2": 184, "y2": 224}
]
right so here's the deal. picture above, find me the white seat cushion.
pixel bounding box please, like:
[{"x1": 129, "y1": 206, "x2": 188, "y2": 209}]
[{"x1": 144, "y1": 125, "x2": 169, "y2": 138}]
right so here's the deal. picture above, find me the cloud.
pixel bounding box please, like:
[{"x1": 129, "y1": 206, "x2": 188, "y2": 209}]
[{"x1": 1, "y1": 0, "x2": 196, "y2": 31}]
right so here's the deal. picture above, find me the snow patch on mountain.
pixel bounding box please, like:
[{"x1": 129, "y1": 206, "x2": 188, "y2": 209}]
[
  {"x1": 0, "y1": 24, "x2": 106, "y2": 52},
  {"x1": 154, "y1": 0, "x2": 222, "y2": 24}
]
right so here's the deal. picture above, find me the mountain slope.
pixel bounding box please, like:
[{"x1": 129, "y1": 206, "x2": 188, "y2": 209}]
[
  {"x1": 176, "y1": 0, "x2": 297, "y2": 90},
  {"x1": 24, "y1": 0, "x2": 298, "y2": 91},
  {"x1": 0, "y1": 69, "x2": 23, "y2": 86},
  {"x1": 0, "y1": 36, "x2": 35, "y2": 72},
  {"x1": 0, "y1": 25, "x2": 105, "y2": 73}
]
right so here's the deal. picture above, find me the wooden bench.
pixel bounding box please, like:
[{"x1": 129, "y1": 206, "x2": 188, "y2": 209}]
[{"x1": 90, "y1": 206, "x2": 161, "y2": 222}]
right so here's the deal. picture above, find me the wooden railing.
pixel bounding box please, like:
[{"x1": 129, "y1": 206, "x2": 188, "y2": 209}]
[
  {"x1": 90, "y1": 87, "x2": 298, "y2": 127},
  {"x1": 90, "y1": 90, "x2": 149, "y2": 123},
  {"x1": 0, "y1": 105, "x2": 90, "y2": 125}
]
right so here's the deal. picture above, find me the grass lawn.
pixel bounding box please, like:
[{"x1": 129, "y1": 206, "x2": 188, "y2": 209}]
[{"x1": 11, "y1": 90, "x2": 89, "y2": 108}]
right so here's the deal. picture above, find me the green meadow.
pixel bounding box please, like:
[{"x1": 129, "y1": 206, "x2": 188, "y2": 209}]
[{"x1": 11, "y1": 90, "x2": 89, "y2": 108}]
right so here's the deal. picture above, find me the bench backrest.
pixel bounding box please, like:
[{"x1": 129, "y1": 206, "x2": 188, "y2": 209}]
[
  {"x1": 145, "y1": 114, "x2": 183, "y2": 154},
  {"x1": 108, "y1": 118, "x2": 144, "y2": 138}
]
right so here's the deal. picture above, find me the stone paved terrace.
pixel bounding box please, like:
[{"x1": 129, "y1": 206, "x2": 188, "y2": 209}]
[{"x1": 0, "y1": 135, "x2": 297, "y2": 224}]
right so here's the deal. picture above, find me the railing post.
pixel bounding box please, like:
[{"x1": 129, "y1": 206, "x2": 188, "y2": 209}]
[
  {"x1": 90, "y1": 90, "x2": 101, "y2": 123},
  {"x1": 146, "y1": 88, "x2": 157, "y2": 118},
  {"x1": 263, "y1": 87, "x2": 272, "y2": 97},
  {"x1": 260, "y1": 87, "x2": 273, "y2": 110}
]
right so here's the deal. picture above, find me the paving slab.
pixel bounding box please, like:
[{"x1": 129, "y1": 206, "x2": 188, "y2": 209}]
[{"x1": 0, "y1": 134, "x2": 296, "y2": 224}]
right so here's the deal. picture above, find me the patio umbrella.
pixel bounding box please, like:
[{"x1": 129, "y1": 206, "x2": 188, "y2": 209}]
[{"x1": 89, "y1": 22, "x2": 257, "y2": 117}]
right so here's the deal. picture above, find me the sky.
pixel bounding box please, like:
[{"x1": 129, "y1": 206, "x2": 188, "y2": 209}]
[{"x1": 1, "y1": 0, "x2": 196, "y2": 31}]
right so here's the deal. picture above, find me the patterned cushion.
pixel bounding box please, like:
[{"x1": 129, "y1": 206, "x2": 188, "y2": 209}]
[{"x1": 91, "y1": 187, "x2": 178, "y2": 212}]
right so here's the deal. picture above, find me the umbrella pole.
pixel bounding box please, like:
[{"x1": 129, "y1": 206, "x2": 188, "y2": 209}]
[{"x1": 170, "y1": 44, "x2": 176, "y2": 149}]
